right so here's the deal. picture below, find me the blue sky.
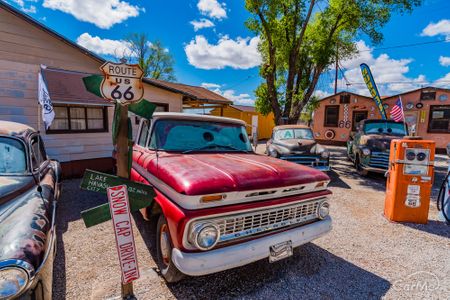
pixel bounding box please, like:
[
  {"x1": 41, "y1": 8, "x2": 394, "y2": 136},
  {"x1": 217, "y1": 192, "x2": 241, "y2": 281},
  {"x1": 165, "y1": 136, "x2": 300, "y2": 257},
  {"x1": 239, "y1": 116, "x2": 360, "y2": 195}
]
[{"x1": 5, "y1": 0, "x2": 450, "y2": 105}]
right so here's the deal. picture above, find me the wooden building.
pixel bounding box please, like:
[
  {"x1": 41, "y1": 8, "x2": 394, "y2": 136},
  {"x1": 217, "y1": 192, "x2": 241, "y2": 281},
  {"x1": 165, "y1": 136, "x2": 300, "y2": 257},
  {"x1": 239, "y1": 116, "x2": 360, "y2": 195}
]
[
  {"x1": 210, "y1": 105, "x2": 275, "y2": 139},
  {"x1": 0, "y1": 2, "x2": 231, "y2": 177},
  {"x1": 312, "y1": 88, "x2": 450, "y2": 151}
]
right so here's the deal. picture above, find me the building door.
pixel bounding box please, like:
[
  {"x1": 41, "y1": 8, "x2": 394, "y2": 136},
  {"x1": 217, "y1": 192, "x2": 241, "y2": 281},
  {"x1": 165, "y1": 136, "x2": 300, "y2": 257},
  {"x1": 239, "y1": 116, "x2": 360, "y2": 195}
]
[{"x1": 352, "y1": 111, "x2": 368, "y2": 131}]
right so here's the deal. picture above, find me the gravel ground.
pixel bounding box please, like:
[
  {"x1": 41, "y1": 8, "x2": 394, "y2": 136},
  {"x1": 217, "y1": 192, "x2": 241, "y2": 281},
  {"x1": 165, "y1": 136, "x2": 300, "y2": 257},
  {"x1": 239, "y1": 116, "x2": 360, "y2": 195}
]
[{"x1": 53, "y1": 146, "x2": 450, "y2": 299}]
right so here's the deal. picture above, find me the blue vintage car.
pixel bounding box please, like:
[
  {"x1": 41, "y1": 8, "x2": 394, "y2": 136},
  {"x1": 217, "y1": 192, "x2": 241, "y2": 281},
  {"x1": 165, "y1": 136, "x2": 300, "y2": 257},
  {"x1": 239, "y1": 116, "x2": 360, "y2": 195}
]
[{"x1": 0, "y1": 121, "x2": 61, "y2": 299}]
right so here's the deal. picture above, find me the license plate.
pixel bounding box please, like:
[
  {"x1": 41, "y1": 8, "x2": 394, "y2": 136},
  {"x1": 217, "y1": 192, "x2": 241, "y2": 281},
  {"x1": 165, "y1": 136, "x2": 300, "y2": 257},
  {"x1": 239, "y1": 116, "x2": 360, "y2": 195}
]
[{"x1": 269, "y1": 241, "x2": 293, "y2": 263}]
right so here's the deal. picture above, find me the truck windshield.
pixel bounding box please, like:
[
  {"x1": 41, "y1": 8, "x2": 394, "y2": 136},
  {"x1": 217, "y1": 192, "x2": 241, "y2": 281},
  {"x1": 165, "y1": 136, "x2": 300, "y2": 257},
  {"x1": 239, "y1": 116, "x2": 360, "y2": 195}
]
[
  {"x1": 149, "y1": 119, "x2": 253, "y2": 153},
  {"x1": 274, "y1": 128, "x2": 314, "y2": 140},
  {"x1": 0, "y1": 137, "x2": 27, "y2": 174},
  {"x1": 363, "y1": 122, "x2": 406, "y2": 136}
]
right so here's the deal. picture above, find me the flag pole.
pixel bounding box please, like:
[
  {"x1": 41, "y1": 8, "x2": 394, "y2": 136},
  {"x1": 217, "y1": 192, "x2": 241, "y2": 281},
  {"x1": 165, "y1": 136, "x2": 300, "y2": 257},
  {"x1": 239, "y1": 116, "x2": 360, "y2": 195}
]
[{"x1": 399, "y1": 96, "x2": 408, "y2": 136}]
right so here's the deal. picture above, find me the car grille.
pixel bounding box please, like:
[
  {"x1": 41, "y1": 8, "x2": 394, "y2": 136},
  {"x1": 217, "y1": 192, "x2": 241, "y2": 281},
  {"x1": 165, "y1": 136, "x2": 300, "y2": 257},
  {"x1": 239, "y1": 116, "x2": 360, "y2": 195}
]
[
  {"x1": 279, "y1": 155, "x2": 328, "y2": 168},
  {"x1": 368, "y1": 151, "x2": 390, "y2": 169},
  {"x1": 213, "y1": 198, "x2": 326, "y2": 243}
]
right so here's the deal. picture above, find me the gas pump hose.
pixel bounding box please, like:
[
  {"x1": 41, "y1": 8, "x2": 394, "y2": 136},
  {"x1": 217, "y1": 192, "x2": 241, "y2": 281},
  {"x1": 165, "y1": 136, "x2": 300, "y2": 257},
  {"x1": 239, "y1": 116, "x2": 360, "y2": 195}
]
[{"x1": 437, "y1": 171, "x2": 450, "y2": 224}]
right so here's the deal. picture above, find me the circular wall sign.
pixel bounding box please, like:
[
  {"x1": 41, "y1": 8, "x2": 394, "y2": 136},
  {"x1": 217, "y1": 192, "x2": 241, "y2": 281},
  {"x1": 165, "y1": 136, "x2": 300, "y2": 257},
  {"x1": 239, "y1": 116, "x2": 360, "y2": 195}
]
[
  {"x1": 439, "y1": 94, "x2": 448, "y2": 102},
  {"x1": 406, "y1": 102, "x2": 414, "y2": 110},
  {"x1": 416, "y1": 103, "x2": 423, "y2": 109},
  {"x1": 330, "y1": 98, "x2": 336, "y2": 104},
  {"x1": 324, "y1": 129, "x2": 336, "y2": 140}
]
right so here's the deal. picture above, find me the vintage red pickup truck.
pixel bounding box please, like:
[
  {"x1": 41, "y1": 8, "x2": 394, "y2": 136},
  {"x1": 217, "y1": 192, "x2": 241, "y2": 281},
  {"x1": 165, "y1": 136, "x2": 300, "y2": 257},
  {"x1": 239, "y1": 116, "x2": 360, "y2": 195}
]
[{"x1": 130, "y1": 113, "x2": 331, "y2": 282}]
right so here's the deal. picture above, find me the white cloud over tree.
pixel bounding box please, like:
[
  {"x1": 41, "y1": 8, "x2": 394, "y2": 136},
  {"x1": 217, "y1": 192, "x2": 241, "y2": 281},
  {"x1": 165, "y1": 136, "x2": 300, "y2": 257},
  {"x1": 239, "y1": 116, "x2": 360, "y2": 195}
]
[
  {"x1": 197, "y1": 0, "x2": 226, "y2": 20},
  {"x1": 185, "y1": 35, "x2": 261, "y2": 69},
  {"x1": 76, "y1": 33, "x2": 133, "y2": 57},
  {"x1": 201, "y1": 83, "x2": 255, "y2": 106}
]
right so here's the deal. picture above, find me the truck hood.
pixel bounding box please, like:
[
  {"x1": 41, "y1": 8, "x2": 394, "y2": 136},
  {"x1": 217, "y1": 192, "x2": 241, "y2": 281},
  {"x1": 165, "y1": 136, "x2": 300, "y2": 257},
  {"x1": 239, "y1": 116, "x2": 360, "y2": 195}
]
[{"x1": 154, "y1": 153, "x2": 329, "y2": 195}]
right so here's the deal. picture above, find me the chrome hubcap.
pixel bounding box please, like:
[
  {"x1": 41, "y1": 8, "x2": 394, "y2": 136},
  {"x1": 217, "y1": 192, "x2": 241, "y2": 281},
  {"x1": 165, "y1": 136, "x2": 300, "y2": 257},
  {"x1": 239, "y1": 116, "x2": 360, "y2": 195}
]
[{"x1": 160, "y1": 224, "x2": 171, "y2": 266}]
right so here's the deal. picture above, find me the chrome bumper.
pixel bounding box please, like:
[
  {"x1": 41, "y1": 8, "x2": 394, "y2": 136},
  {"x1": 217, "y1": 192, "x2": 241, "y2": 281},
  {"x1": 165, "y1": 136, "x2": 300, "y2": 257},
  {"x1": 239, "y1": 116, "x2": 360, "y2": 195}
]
[{"x1": 171, "y1": 217, "x2": 332, "y2": 276}]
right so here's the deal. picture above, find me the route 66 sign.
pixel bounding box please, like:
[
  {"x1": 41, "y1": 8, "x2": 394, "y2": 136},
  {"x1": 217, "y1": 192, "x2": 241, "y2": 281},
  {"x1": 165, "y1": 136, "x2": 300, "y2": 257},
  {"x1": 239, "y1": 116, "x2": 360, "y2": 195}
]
[{"x1": 100, "y1": 62, "x2": 144, "y2": 104}]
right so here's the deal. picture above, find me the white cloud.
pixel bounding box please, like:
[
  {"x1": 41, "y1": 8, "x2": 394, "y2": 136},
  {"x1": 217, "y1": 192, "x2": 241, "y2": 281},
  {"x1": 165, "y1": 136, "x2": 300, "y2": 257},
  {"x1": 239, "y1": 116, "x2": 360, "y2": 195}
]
[
  {"x1": 185, "y1": 35, "x2": 261, "y2": 69},
  {"x1": 421, "y1": 19, "x2": 450, "y2": 38},
  {"x1": 8, "y1": 0, "x2": 36, "y2": 13},
  {"x1": 339, "y1": 40, "x2": 428, "y2": 96},
  {"x1": 42, "y1": 0, "x2": 143, "y2": 29},
  {"x1": 439, "y1": 56, "x2": 450, "y2": 67},
  {"x1": 313, "y1": 90, "x2": 331, "y2": 99},
  {"x1": 201, "y1": 82, "x2": 221, "y2": 89},
  {"x1": 201, "y1": 82, "x2": 255, "y2": 106},
  {"x1": 76, "y1": 33, "x2": 132, "y2": 57},
  {"x1": 190, "y1": 18, "x2": 215, "y2": 31},
  {"x1": 197, "y1": 0, "x2": 226, "y2": 20},
  {"x1": 434, "y1": 72, "x2": 450, "y2": 88}
]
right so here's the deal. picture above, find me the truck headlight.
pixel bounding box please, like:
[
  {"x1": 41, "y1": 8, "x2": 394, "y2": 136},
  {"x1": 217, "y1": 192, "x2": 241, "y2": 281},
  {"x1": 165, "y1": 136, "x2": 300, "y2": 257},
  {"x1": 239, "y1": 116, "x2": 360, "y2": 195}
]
[
  {"x1": 362, "y1": 148, "x2": 371, "y2": 156},
  {"x1": 318, "y1": 201, "x2": 330, "y2": 219},
  {"x1": 0, "y1": 267, "x2": 29, "y2": 299},
  {"x1": 321, "y1": 151, "x2": 330, "y2": 159},
  {"x1": 189, "y1": 222, "x2": 220, "y2": 250}
]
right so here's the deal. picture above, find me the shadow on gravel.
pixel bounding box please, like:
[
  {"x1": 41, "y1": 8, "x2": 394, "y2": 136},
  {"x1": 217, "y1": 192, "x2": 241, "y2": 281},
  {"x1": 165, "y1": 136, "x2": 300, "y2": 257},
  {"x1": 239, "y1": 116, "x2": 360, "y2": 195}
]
[
  {"x1": 133, "y1": 211, "x2": 391, "y2": 300},
  {"x1": 402, "y1": 220, "x2": 450, "y2": 239},
  {"x1": 53, "y1": 179, "x2": 109, "y2": 299}
]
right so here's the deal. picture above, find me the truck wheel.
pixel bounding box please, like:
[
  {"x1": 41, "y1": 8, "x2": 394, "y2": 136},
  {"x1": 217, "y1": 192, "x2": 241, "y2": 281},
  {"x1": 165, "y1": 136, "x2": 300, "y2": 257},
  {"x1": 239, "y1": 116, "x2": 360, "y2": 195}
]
[
  {"x1": 355, "y1": 155, "x2": 368, "y2": 176},
  {"x1": 156, "y1": 215, "x2": 185, "y2": 283}
]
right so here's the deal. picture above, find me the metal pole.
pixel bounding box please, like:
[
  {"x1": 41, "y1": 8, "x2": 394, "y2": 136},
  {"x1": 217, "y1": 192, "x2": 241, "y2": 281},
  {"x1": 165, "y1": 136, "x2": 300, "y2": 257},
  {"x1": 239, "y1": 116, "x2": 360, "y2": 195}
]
[{"x1": 115, "y1": 104, "x2": 135, "y2": 299}]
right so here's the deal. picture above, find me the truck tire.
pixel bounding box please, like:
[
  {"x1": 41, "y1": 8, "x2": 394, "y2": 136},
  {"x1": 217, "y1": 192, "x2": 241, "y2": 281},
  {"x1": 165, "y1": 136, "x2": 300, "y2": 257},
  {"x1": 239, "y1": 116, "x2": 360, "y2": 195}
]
[
  {"x1": 355, "y1": 155, "x2": 368, "y2": 176},
  {"x1": 156, "y1": 214, "x2": 185, "y2": 283}
]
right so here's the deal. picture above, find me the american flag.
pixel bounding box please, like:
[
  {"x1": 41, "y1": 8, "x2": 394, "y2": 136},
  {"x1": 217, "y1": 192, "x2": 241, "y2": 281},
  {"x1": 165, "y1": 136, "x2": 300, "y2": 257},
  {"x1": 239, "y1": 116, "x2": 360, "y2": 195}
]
[{"x1": 390, "y1": 97, "x2": 404, "y2": 122}]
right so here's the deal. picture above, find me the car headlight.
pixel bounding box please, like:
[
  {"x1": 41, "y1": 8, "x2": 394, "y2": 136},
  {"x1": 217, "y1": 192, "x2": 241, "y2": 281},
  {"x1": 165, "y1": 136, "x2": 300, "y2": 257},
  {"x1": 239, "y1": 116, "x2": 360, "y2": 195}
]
[
  {"x1": 0, "y1": 267, "x2": 29, "y2": 299},
  {"x1": 321, "y1": 151, "x2": 330, "y2": 159},
  {"x1": 189, "y1": 222, "x2": 220, "y2": 250},
  {"x1": 362, "y1": 148, "x2": 371, "y2": 156},
  {"x1": 318, "y1": 201, "x2": 330, "y2": 219}
]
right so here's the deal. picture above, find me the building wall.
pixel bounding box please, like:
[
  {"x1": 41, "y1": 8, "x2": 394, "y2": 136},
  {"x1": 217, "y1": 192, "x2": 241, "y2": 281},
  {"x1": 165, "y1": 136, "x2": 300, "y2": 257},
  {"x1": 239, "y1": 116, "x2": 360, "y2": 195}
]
[
  {"x1": 383, "y1": 89, "x2": 450, "y2": 149},
  {"x1": 0, "y1": 7, "x2": 183, "y2": 176},
  {"x1": 312, "y1": 91, "x2": 450, "y2": 150},
  {"x1": 210, "y1": 106, "x2": 275, "y2": 139},
  {"x1": 312, "y1": 94, "x2": 381, "y2": 144}
]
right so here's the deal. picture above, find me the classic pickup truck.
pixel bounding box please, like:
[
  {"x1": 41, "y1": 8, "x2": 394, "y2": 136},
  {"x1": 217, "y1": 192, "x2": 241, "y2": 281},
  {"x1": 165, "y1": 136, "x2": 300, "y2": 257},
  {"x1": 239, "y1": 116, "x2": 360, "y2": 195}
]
[{"x1": 131, "y1": 113, "x2": 331, "y2": 282}]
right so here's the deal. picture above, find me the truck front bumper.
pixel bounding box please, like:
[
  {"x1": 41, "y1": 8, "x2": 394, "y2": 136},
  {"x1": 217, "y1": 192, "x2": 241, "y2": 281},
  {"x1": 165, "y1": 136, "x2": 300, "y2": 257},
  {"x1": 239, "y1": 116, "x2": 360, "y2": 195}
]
[{"x1": 171, "y1": 217, "x2": 332, "y2": 276}]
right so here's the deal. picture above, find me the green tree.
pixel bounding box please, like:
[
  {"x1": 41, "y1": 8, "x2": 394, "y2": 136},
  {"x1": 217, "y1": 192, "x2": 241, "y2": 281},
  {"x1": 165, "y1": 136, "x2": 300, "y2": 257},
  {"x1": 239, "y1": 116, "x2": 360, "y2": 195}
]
[
  {"x1": 245, "y1": 0, "x2": 421, "y2": 124},
  {"x1": 124, "y1": 33, "x2": 176, "y2": 81},
  {"x1": 300, "y1": 95, "x2": 320, "y2": 126}
]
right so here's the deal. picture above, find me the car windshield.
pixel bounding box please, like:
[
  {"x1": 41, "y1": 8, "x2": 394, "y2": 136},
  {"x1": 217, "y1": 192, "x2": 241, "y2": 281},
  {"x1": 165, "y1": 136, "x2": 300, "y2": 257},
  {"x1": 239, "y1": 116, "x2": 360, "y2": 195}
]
[
  {"x1": 0, "y1": 137, "x2": 27, "y2": 174},
  {"x1": 149, "y1": 119, "x2": 252, "y2": 152},
  {"x1": 274, "y1": 128, "x2": 314, "y2": 140},
  {"x1": 363, "y1": 122, "x2": 407, "y2": 136}
]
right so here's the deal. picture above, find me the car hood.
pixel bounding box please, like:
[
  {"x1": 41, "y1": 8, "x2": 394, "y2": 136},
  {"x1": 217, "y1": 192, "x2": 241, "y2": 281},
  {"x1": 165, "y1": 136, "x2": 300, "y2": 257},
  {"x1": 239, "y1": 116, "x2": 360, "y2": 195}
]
[
  {"x1": 0, "y1": 176, "x2": 34, "y2": 206},
  {"x1": 0, "y1": 176, "x2": 51, "y2": 270},
  {"x1": 273, "y1": 139, "x2": 327, "y2": 154},
  {"x1": 153, "y1": 153, "x2": 329, "y2": 195}
]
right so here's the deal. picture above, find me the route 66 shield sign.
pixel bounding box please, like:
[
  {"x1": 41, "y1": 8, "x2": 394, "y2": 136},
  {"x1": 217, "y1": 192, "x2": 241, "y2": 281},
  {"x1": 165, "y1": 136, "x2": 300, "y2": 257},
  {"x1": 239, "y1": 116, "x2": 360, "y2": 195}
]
[{"x1": 100, "y1": 62, "x2": 144, "y2": 105}]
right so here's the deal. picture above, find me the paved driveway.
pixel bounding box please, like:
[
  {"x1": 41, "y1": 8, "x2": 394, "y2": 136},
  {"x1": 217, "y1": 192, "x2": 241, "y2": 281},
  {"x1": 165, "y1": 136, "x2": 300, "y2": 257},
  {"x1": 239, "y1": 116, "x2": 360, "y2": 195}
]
[{"x1": 53, "y1": 146, "x2": 450, "y2": 299}]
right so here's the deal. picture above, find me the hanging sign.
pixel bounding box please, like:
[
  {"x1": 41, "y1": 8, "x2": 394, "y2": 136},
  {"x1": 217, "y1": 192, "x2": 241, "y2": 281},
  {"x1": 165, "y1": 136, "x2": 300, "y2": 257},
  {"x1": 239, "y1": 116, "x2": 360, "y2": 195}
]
[
  {"x1": 107, "y1": 185, "x2": 140, "y2": 284},
  {"x1": 100, "y1": 62, "x2": 144, "y2": 105},
  {"x1": 360, "y1": 63, "x2": 387, "y2": 119}
]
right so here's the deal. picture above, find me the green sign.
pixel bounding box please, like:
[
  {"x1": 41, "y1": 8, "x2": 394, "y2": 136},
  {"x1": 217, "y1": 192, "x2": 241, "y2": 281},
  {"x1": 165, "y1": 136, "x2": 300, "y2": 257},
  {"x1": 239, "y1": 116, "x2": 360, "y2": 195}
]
[{"x1": 80, "y1": 170, "x2": 155, "y2": 227}]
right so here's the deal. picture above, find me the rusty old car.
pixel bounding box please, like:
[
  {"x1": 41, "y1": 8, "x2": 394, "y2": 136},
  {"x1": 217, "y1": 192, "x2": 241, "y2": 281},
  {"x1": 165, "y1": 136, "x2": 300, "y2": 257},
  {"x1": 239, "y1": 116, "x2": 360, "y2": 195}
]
[
  {"x1": 131, "y1": 113, "x2": 332, "y2": 282},
  {"x1": 266, "y1": 125, "x2": 331, "y2": 171},
  {"x1": 0, "y1": 121, "x2": 61, "y2": 299}
]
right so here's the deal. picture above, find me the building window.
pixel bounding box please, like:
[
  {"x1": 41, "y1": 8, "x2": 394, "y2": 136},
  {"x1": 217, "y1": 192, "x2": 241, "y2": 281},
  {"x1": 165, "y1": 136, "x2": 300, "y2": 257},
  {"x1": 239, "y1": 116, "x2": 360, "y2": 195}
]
[
  {"x1": 428, "y1": 105, "x2": 450, "y2": 133},
  {"x1": 324, "y1": 105, "x2": 340, "y2": 127},
  {"x1": 340, "y1": 94, "x2": 350, "y2": 104},
  {"x1": 47, "y1": 105, "x2": 108, "y2": 134},
  {"x1": 352, "y1": 111, "x2": 368, "y2": 131},
  {"x1": 420, "y1": 90, "x2": 436, "y2": 100}
]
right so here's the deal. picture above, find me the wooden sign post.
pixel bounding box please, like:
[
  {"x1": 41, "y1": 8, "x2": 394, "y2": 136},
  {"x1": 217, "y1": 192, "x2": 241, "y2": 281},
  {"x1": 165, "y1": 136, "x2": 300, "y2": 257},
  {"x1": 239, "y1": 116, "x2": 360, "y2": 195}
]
[{"x1": 81, "y1": 61, "x2": 156, "y2": 299}]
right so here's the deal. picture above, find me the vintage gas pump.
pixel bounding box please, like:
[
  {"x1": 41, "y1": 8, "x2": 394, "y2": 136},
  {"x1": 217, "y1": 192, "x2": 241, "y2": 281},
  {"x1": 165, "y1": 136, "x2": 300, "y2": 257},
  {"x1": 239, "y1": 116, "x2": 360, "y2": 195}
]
[
  {"x1": 384, "y1": 138, "x2": 435, "y2": 224},
  {"x1": 437, "y1": 143, "x2": 450, "y2": 224}
]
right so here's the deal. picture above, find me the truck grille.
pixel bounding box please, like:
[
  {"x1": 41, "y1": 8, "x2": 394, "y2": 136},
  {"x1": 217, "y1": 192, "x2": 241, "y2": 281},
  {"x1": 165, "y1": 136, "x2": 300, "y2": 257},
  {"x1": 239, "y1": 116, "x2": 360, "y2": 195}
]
[
  {"x1": 368, "y1": 151, "x2": 390, "y2": 169},
  {"x1": 214, "y1": 198, "x2": 325, "y2": 243},
  {"x1": 279, "y1": 155, "x2": 328, "y2": 168}
]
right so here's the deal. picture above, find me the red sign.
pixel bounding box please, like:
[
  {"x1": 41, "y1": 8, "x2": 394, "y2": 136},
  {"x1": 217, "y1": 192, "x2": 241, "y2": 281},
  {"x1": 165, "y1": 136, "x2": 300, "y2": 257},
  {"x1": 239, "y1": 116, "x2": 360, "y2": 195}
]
[{"x1": 107, "y1": 185, "x2": 140, "y2": 284}]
